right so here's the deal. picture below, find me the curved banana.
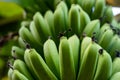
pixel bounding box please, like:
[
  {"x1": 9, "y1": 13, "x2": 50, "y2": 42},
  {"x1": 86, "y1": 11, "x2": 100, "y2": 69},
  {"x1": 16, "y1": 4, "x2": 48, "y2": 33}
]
[
  {"x1": 12, "y1": 70, "x2": 29, "y2": 80},
  {"x1": 13, "y1": 59, "x2": 34, "y2": 80},
  {"x1": 83, "y1": 19, "x2": 100, "y2": 37},
  {"x1": 18, "y1": 37, "x2": 26, "y2": 49},
  {"x1": 93, "y1": 49, "x2": 112, "y2": 80},
  {"x1": 69, "y1": 4, "x2": 81, "y2": 36},
  {"x1": 68, "y1": 34, "x2": 80, "y2": 76},
  {"x1": 11, "y1": 46, "x2": 24, "y2": 60},
  {"x1": 43, "y1": 39, "x2": 60, "y2": 79},
  {"x1": 59, "y1": 36, "x2": 75, "y2": 80},
  {"x1": 77, "y1": 41, "x2": 101, "y2": 80},
  {"x1": 91, "y1": 0, "x2": 105, "y2": 19},
  {"x1": 24, "y1": 48, "x2": 58, "y2": 80},
  {"x1": 8, "y1": 68, "x2": 13, "y2": 80},
  {"x1": 33, "y1": 12, "x2": 52, "y2": 44}
]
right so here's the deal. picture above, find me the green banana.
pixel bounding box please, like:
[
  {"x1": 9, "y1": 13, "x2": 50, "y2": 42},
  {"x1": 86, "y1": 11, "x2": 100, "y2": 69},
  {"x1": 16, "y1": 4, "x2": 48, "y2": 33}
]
[
  {"x1": 83, "y1": 19, "x2": 100, "y2": 37},
  {"x1": 44, "y1": 10, "x2": 55, "y2": 38},
  {"x1": 110, "y1": 72, "x2": 120, "y2": 80},
  {"x1": 8, "y1": 68, "x2": 13, "y2": 80},
  {"x1": 112, "y1": 53, "x2": 120, "y2": 76},
  {"x1": 68, "y1": 34, "x2": 80, "y2": 76},
  {"x1": 93, "y1": 49, "x2": 112, "y2": 80},
  {"x1": 98, "y1": 29, "x2": 114, "y2": 50},
  {"x1": 33, "y1": 12, "x2": 52, "y2": 44},
  {"x1": 13, "y1": 59, "x2": 34, "y2": 80},
  {"x1": 59, "y1": 36, "x2": 75, "y2": 80},
  {"x1": 18, "y1": 37, "x2": 26, "y2": 49},
  {"x1": 43, "y1": 38, "x2": 60, "y2": 79},
  {"x1": 24, "y1": 48, "x2": 58, "y2": 80},
  {"x1": 12, "y1": 70, "x2": 29, "y2": 80},
  {"x1": 69, "y1": 4, "x2": 81, "y2": 36},
  {"x1": 91, "y1": 0, "x2": 105, "y2": 19},
  {"x1": 77, "y1": 41, "x2": 101, "y2": 80},
  {"x1": 11, "y1": 46, "x2": 24, "y2": 60}
]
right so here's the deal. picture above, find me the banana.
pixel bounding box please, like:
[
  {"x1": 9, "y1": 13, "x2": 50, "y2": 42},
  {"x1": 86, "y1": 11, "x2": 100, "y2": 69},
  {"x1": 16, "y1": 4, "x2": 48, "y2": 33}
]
[
  {"x1": 91, "y1": 0, "x2": 105, "y2": 20},
  {"x1": 79, "y1": 7, "x2": 91, "y2": 36},
  {"x1": 12, "y1": 70, "x2": 29, "y2": 80},
  {"x1": 77, "y1": 41, "x2": 101, "y2": 80},
  {"x1": 109, "y1": 72, "x2": 120, "y2": 80},
  {"x1": 93, "y1": 49, "x2": 112, "y2": 80},
  {"x1": 81, "y1": 0, "x2": 95, "y2": 16},
  {"x1": 11, "y1": 46, "x2": 24, "y2": 60},
  {"x1": 112, "y1": 53, "x2": 120, "y2": 76},
  {"x1": 44, "y1": 10, "x2": 55, "y2": 38},
  {"x1": 43, "y1": 38, "x2": 60, "y2": 79},
  {"x1": 13, "y1": 59, "x2": 34, "y2": 80},
  {"x1": 68, "y1": 34, "x2": 80, "y2": 76},
  {"x1": 8, "y1": 68, "x2": 13, "y2": 80},
  {"x1": 98, "y1": 29, "x2": 114, "y2": 50},
  {"x1": 29, "y1": 21, "x2": 42, "y2": 46},
  {"x1": 24, "y1": 48, "x2": 58, "y2": 80},
  {"x1": 69, "y1": 4, "x2": 81, "y2": 36},
  {"x1": 83, "y1": 19, "x2": 100, "y2": 37},
  {"x1": 63, "y1": 0, "x2": 71, "y2": 8},
  {"x1": 59, "y1": 36, "x2": 75, "y2": 80},
  {"x1": 54, "y1": 6, "x2": 66, "y2": 38},
  {"x1": 101, "y1": 6, "x2": 113, "y2": 24},
  {"x1": 33, "y1": 12, "x2": 52, "y2": 44},
  {"x1": 18, "y1": 37, "x2": 26, "y2": 49}
]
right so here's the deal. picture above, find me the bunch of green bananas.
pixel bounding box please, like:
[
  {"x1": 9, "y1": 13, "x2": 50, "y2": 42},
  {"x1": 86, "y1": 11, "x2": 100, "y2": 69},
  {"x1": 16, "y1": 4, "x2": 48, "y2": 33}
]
[{"x1": 7, "y1": 0, "x2": 120, "y2": 80}]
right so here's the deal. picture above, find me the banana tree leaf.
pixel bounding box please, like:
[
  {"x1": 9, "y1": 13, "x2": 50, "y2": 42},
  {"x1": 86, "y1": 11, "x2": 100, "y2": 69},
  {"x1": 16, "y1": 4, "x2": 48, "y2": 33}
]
[{"x1": 0, "y1": 2, "x2": 25, "y2": 26}]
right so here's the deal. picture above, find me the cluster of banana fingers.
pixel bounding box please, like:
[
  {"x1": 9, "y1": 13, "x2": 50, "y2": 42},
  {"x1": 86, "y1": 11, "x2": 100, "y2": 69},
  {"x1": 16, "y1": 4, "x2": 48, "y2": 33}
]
[
  {"x1": 8, "y1": 35, "x2": 120, "y2": 80},
  {"x1": 7, "y1": 0, "x2": 120, "y2": 80}
]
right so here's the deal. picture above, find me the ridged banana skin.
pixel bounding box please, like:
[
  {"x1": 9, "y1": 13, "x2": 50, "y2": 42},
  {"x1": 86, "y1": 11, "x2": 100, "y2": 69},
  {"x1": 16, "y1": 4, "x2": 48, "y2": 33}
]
[
  {"x1": 98, "y1": 29, "x2": 114, "y2": 50},
  {"x1": 82, "y1": 0, "x2": 95, "y2": 16},
  {"x1": 43, "y1": 39, "x2": 60, "y2": 79},
  {"x1": 44, "y1": 10, "x2": 55, "y2": 38},
  {"x1": 8, "y1": 68, "x2": 13, "y2": 80},
  {"x1": 68, "y1": 35, "x2": 80, "y2": 76},
  {"x1": 29, "y1": 21, "x2": 42, "y2": 45},
  {"x1": 12, "y1": 70, "x2": 29, "y2": 80},
  {"x1": 91, "y1": 0, "x2": 105, "y2": 19},
  {"x1": 13, "y1": 59, "x2": 34, "y2": 80},
  {"x1": 79, "y1": 8, "x2": 91, "y2": 36},
  {"x1": 56, "y1": 1, "x2": 69, "y2": 31},
  {"x1": 24, "y1": 49, "x2": 58, "y2": 80},
  {"x1": 80, "y1": 36, "x2": 92, "y2": 62},
  {"x1": 11, "y1": 46, "x2": 24, "y2": 60},
  {"x1": 112, "y1": 57, "x2": 120, "y2": 76},
  {"x1": 93, "y1": 50, "x2": 112, "y2": 80},
  {"x1": 69, "y1": 4, "x2": 81, "y2": 36},
  {"x1": 59, "y1": 37, "x2": 75, "y2": 80},
  {"x1": 54, "y1": 6, "x2": 66, "y2": 38},
  {"x1": 83, "y1": 19, "x2": 100, "y2": 37},
  {"x1": 77, "y1": 42, "x2": 101, "y2": 80},
  {"x1": 33, "y1": 12, "x2": 52, "y2": 44},
  {"x1": 110, "y1": 72, "x2": 120, "y2": 80}
]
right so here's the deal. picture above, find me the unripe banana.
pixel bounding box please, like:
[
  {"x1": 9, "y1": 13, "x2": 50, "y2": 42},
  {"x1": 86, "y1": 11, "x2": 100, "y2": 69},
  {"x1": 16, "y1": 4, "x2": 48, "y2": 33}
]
[
  {"x1": 81, "y1": 0, "x2": 95, "y2": 16},
  {"x1": 18, "y1": 37, "x2": 26, "y2": 49},
  {"x1": 68, "y1": 34, "x2": 80, "y2": 76},
  {"x1": 8, "y1": 68, "x2": 13, "y2": 80},
  {"x1": 43, "y1": 39, "x2": 60, "y2": 79},
  {"x1": 112, "y1": 54, "x2": 120, "y2": 76},
  {"x1": 33, "y1": 12, "x2": 52, "y2": 44},
  {"x1": 24, "y1": 48, "x2": 58, "y2": 80},
  {"x1": 69, "y1": 4, "x2": 81, "y2": 36},
  {"x1": 91, "y1": 0, "x2": 105, "y2": 19},
  {"x1": 110, "y1": 72, "x2": 120, "y2": 80},
  {"x1": 98, "y1": 29, "x2": 114, "y2": 50},
  {"x1": 13, "y1": 59, "x2": 34, "y2": 80},
  {"x1": 12, "y1": 70, "x2": 29, "y2": 80},
  {"x1": 93, "y1": 49, "x2": 112, "y2": 80},
  {"x1": 77, "y1": 41, "x2": 101, "y2": 80},
  {"x1": 59, "y1": 36, "x2": 75, "y2": 80},
  {"x1": 11, "y1": 46, "x2": 24, "y2": 60},
  {"x1": 83, "y1": 19, "x2": 100, "y2": 37}
]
